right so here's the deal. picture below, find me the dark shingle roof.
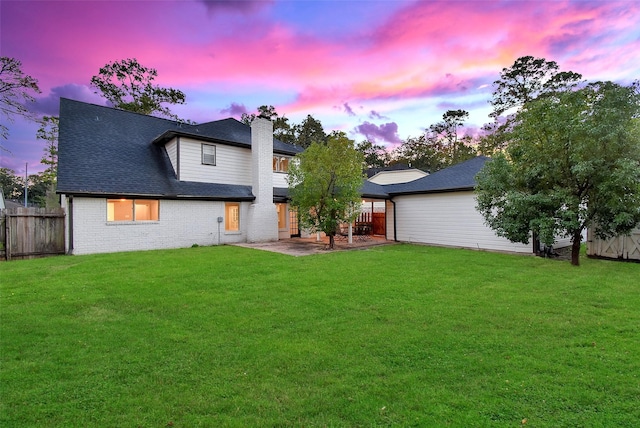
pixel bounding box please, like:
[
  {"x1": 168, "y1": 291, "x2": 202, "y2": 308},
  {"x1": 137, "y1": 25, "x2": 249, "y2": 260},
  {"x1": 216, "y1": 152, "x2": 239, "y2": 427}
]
[
  {"x1": 366, "y1": 163, "x2": 420, "y2": 178},
  {"x1": 152, "y1": 118, "x2": 303, "y2": 156},
  {"x1": 383, "y1": 156, "x2": 490, "y2": 195},
  {"x1": 57, "y1": 99, "x2": 300, "y2": 199},
  {"x1": 360, "y1": 180, "x2": 389, "y2": 199}
]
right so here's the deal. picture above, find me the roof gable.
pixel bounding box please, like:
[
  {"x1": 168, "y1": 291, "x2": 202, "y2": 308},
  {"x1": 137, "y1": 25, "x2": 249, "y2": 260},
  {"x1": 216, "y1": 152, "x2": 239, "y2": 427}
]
[
  {"x1": 152, "y1": 117, "x2": 302, "y2": 155},
  {"x1": 383, "y1": 156, "x2": 491, "y2": 195},
  {"x1": 56, "y1": 98, "x2": 292, "y2": 199}
]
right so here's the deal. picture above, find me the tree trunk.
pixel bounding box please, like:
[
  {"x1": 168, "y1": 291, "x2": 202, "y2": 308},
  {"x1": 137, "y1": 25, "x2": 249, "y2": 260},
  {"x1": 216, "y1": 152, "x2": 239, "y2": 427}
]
[
  {"x1": 328, "y1": 233, "x2": 335, "y2": 250},
  {"x1": 571, "y1": 229, "x2": 582, "y2": 266}
]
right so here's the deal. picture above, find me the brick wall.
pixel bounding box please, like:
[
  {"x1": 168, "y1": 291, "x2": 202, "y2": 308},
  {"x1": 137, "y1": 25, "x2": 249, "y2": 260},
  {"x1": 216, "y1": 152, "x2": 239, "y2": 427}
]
[{"x1": 67, "y1": 197, "x2": 248, "y2": 255}]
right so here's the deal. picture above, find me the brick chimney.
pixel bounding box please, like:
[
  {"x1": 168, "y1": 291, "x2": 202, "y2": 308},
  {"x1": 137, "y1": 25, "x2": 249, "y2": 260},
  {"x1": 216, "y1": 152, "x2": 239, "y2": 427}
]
[{"x1": 246, "y1": 117, "x2": 278, "y2": 242}]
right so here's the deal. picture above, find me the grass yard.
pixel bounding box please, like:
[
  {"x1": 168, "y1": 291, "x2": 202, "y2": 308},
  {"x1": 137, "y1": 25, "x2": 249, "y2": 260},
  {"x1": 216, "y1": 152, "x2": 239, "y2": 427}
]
[{"x1": 1, "y1": 244, "x2": 639, "y2": 427}]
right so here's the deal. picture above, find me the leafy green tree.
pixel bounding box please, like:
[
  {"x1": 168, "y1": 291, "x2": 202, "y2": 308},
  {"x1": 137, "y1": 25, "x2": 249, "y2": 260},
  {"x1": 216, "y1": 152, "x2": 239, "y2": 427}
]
[
  {"x1": 391, "y1": 135, "x2": 441, "y2": 172},
  {"x1": 35, "y1": 116, "x2": 59, "y2": 207},
  {"x1": 36, "y1": 116, "x2": 58, "y2": 182},
  {"x1": 481, "y1": 56, "x2": 583, "y2": 155},
  {"x1": 294, "y1": 114, "x2": 327, "y2": 148},
  {"x1": 476, "y1": 81, "x2": 640, "y2": 266},
  {"x1": 427, "y1": 109, "x2": 477, "y2": 167},
  {"x1": 288, "y1": 132, "x2": 364, "y2": 249},
  {"x1": 490, "y1": 56, "x2": 583, "y2": 117},
  {"x1": 90, "y1": 58, "x2": 186, "y2": 119},
  {"x1": 1, "y1": 167, "x2": 23, "y2": 200},
  {"x1": 356, "y1": 140, "x2": 390, "y2": 169},
  {"x1": 0, "y1": 57, "x2": 41, "y2": 148},
  {"x1": 26, "y1": 173, "x2": 55, "y2": 208},
  {"x1": 392, "y1": 109, "x2": 476, "y2": 172},
  {"x1": 241, "y1": 105, "x2": 296, "y2": 144}
]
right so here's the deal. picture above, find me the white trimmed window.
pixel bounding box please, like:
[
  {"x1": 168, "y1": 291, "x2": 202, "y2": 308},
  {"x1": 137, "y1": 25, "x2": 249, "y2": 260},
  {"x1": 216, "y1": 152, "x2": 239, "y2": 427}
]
[
  {"x1": 225, "y1": 203, "x2": 240, "y2": 231},
  {"x1": 107, "y1": 199, "x2": 159, "y2": 222},
  {"x1": 202, "y1": 144, "x2": 216, "y2": 165},
  {"x1": 273, "y1": 155, "x2": 290, "y2": 172}
]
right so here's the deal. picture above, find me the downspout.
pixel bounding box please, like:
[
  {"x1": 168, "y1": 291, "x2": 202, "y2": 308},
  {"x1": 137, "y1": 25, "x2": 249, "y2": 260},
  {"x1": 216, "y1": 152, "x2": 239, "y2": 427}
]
[
  {"x1": 390, "y1": 198, "x2": 397, "y2": 242},
  {"x1": 67, "y1": 195, "x2": 74, "y2": 255},
  {"x1": 176, "y1": 136, "x2": 181, "y2": 180}
]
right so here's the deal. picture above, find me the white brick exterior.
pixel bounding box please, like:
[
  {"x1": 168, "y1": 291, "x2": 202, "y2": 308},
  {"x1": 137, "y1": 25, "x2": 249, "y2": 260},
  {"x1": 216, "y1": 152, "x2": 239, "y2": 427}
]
[
  {"x1": 247, "y1": 117, "x2": 278, "y2": 242},
  {"x1": 64, "y1": 197, "x2": 248, "y2": 255}
]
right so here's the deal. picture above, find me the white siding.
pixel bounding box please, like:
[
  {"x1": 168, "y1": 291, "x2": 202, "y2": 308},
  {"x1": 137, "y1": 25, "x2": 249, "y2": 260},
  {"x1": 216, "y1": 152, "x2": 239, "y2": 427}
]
[
  {"x1": 392, "y1": 191, "x2": 533, "y2": 253},
  {"x1": 369, "y1": 169, "x2": 427, "y2": 185},
  {"x1": 165, "y1": 138, "x2": 178, "y2": 177},
  {"x1": 273, "y1": 172, "x2": 289, "y2": 188},
  {"x1": 385, "y1": 200, "x2": 395, "y2": 241},
  {"x1": 68, "y1": 197, "x2": 248, "y2": 255},
  {"x1": 178, "y1": 137, "x2": 251, "y2": 185}
]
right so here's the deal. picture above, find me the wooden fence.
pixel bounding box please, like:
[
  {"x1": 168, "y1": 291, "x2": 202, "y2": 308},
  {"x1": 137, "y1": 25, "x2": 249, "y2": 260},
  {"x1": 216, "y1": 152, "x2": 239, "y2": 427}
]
[
  {"x1": 586, "y1": 227, "x2": 640, "y2": 262},
  {"x1": 355, "y1": 211, "x2": 386, "y2": 236},
  {"x1": 1, "y1": 207, "x2": 66, "y2": 261}
]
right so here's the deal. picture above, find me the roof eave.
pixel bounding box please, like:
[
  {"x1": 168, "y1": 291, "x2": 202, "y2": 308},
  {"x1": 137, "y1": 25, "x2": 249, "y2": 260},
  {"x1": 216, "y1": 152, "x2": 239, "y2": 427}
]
[
  {"x1": 152, "y1": 130, "x2": 251, "y2": 149},
  {"x1": 57, "y1": 190, "x2": 255, "y2": 202},
  {"x1": 388, "y1": 186, "x2": 475, "y2": 197}
]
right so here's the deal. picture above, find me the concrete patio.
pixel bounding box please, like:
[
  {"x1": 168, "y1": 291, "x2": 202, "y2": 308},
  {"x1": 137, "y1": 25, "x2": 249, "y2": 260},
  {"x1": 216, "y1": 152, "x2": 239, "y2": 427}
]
[{"x1": 234, "y1": 235, "x2": 392, "y2": 256}]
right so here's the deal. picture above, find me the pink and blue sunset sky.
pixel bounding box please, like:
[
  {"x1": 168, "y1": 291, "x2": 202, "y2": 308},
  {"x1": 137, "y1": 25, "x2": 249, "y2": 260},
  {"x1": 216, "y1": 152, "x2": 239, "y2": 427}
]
[{"x1": 1, "y1": 0, "x2": 639, "y2": 175}]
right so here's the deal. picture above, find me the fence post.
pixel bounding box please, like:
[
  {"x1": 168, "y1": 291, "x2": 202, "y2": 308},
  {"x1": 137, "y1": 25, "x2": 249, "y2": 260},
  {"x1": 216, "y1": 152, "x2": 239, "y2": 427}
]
[{"x1": 4, "y1": 212, "x2": 10, "y2": 261}]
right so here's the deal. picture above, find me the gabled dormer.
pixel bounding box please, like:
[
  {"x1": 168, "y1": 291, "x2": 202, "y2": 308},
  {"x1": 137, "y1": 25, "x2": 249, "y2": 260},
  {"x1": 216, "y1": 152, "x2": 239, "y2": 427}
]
[{"x1": 152, "y1": 118, "x2": 302, "y2": 188}]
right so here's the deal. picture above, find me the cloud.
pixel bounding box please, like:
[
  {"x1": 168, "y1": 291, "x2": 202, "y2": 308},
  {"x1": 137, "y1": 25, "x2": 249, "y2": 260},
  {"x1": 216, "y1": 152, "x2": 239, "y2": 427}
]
[
  {"x1": 354, "y1": 121, "x2": 401, "y2": 145},
  {"x1": 369, "y1": 111, "x2": 385, "y2": 120},
  {"x1": 220, "y1": 102, "x2": 248, "y2": 118},
  {"x1": 34, "y1": 84, "x2": 104, "y2": 116},
  {"x1": 198, "y1": 0, "x2": 273, "y2": 15},
  {"x1": 343, "y1": 102, "x2": 356, "y2": 116}
]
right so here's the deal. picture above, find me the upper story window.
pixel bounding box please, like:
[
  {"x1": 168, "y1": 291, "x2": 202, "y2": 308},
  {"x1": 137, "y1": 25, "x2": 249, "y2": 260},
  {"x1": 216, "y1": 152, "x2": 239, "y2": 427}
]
[
  {"x1": 107, "y1": 199, "x2": 159, "y2": 222},
  {"x1": 273, "y1": 155, "x2": 290, "y2": 173},
  {"x1": 202, "y1": 144, "x2": 216, "y2": 165}
]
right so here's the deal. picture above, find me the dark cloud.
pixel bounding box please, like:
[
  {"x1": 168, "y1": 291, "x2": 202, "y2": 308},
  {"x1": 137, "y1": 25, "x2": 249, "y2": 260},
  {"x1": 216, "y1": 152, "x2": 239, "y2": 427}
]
[
  {"x1": 199, "y1": 0, "x2": 273, "y2": 15},
  {"x1": 354, "y1": 121, "x2": 401, "y2": 145},
  {"x1": 369, "y1": 110, "x2": 387, "y2": 120},
  {"x1": 33, "y1": 84, "x2": 104, "y2": 116},
  {"x1": 220, "y1": 102, "x2": 248, "y2": 118},
  {"x1": 546, "y1": 18, "x2": 594, "y2": 57},
  {"x1": 343, "y1": 102, "x2": 356, "y2": 116}
]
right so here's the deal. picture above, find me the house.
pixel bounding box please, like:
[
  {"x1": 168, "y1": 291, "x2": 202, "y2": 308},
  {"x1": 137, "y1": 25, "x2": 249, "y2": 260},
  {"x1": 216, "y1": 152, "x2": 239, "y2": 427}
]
[
  {"x1": 58, "y1": 99, "x2": 565, "y2": 256},
  {"x1": 57, "y1": 98, "x2": 302, "y2": 255},
  {"x1": 361, "y1": 156, "x2": 569, "y2": 254}
]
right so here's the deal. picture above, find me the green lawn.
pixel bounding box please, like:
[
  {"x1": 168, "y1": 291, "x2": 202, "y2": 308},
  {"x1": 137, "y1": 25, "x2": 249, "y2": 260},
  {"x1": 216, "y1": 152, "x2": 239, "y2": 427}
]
[{"x1": 1, "y1": 244, "x2": 639, "y2": 427}]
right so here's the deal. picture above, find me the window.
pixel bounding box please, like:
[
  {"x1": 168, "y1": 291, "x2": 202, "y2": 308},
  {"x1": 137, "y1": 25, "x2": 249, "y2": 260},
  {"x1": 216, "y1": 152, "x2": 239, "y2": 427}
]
[
  {"x1": 273, "y1": 155, "x2": 289, "y2": 172},
  {"x1": 225, "y1": 203, "x2": 240, "y2": 231},
  {"x1": 202, "y1": 144, "x2": 216, "y2": 165},
  {"x1": 107, "y1": 199, "x2": 159, "y2": 222},
  {"x1": 276, "y1": 203, "x2": 287, "y2": 229}
]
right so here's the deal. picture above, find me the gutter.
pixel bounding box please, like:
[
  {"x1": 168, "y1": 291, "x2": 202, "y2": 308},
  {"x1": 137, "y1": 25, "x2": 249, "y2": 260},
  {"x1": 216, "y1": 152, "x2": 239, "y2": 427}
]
[
  {"x1": 67, "y1": 195, "x2": 74, "y2": 255},
  {"x1": 386, "y1": 186, "x2": 475, "y2": 197},
  {"x1": 390, "y1": 198, "x2": 398, "y2": 242},
  {"x1": 56, "y1": 192, "x2": 255, "y2": 202}
]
